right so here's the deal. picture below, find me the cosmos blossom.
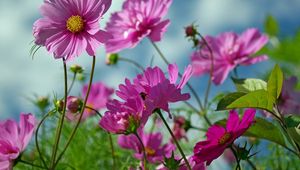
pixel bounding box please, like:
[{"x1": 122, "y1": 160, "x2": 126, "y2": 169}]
[
  {"x1": 118, "y1": 129, "x2": 175, "y2": 163},
  {"x1": 99, "y1": 97, "x2": 148, "y2": 134},
  {"x1": 66, "y1": 82, "x2": 113, "y2": 122},
  {"x1": 193, "y1": 109, "x2": 256, "y2": 166},
  {"x1": 191, "y1": 28, "x2": 268, "y2": 85},
  {"x1": 116, "y1": 63, "x2": 192, "y2": 117},
  {"x1": 33, "y1": 0, "x2": 112, "y2": 60},
  {"x1": 105, "y1": 0, "x2": 172, "y2": 53},
  {"x1": 0, "y1": 113, "x2": 35, "y2": 169}
]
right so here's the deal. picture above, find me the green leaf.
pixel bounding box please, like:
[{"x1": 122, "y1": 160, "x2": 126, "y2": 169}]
[
  {"x1": 287, "y1": 128, "x2": 300, "y2": 145},
  {"x1": 217, "y1": 90, "x2": 276, "y2": 112},
  {"x1": 264, "y1": 15, "x2": 279, "y2": 37},
  {"x1": 216, "y1": 117, "x2": 286, "y2": 147},
  {"x1": 267, "y1": 64, "x2": 283, "y2": 99},
  {"x1": 284, "y1": 115, "x2": 300, "y2": 128},
  {"x1": 216, "y1": 92, "x2": 246, "y2": 110},
  {"x1": 232, "y1": 78, "x2": 267, "y2": 93}
]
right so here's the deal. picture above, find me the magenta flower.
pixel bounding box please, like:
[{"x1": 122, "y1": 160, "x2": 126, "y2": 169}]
[
  {"x1": 66, "y1": 82, "x2": 113, "y2": 122},
  {"x1": 116, "y1": 64, "x2": 192, "y2": 116},
  {"x1": 105, "y1": 0, "x2": 172, "y2": 53},
  {"x1": 278, "y1": 76, "x2": 300, "y2": 115},
  {"x1": 0, "y1": 113, "x2": 35, "y2": 169},
  {"x1": 33, "y1": 0, "x2": 112, "y2": 60},
  {"x1": 193, "y1": 109, "x2": 256, "y2": 165},
  {"x1": 172, "y1": 116, "x2": 188, "y2": 141},
  {"x1": 83, "y1": 82, "x2": 114, "y2": 115},
  {"x1": 118, "y1": 129, "x2": 175, "y2": 163},
  {"x1": 99, "y1": 97, "x2": 148, "y2": 134},
  {"x1": 191, "y1": 28, "x2": 268, "y2": 85}
]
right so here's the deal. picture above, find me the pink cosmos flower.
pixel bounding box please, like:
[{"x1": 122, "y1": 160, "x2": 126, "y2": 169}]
[
  {"x1": 117, "y1": 63, "x2": 192, "y2": 117},
  {"x1": 66, "y1": 82, "x2": 113, "y2": 121},
  {"x1": 172, "y1": 116, "x2": 188, "y2": 141},
  {"x1": 33, "y1": 0, "x2": 112, "y2": 60},
  {"x1": 278, "y1": 76, "x2": 300, "y2": 115},
  {"x1": 118, "y1": 129, "x2": 175, "y2": 163},
  {"x1": 191, "y1": 28, "x2": 268, "y2": 85},
  {"x1": 99, "y1": 97, "x2": 148, "y2": 134},
  {"x1": 105, "y1": 0, "x2": 172, "y2": 53},
  {"x1": 0, "y1": 113, "x2": 35, "y2": 169},
  {"x1": 193, "y1": 109, "x2": 256, "y2": 166}
]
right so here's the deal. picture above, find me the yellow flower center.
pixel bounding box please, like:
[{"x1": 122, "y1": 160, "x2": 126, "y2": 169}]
[
  {"x1": 66, "y1": 15, "x2": 84, "y2": 33},
  {"x1": 145, "y1": 147, "x2": 156, "y2": 156},
  {"x1": 218, "y1": 132, "x2": 231, "y2": 145}
]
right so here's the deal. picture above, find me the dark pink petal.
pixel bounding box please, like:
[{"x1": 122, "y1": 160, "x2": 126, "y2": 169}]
[
  {"x1": 206, "y1": 125, "x2": 226, "y2": 141},
  {"x1": 149, "y1": 20, "x2": 170, "y2": 42},
  {"x1": 226, "y1": 110, "x2": 240, "y2": 132}
]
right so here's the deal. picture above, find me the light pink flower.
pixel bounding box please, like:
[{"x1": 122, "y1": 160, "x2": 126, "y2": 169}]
[
  {"x1": 118, "y1": 129, "x2": 175, "y2": 163},
  {"x1": 33, "y1": 0, "x2": 112, "y2": 60},
  {"x1": 278, "y1": 76, "x2": 300, "y2": 115},
  {"x1": 0, "y1": 113, "x2": 35, "y2": 169},
  {"x1": 105, "y1": 0, "x2": 172, "y2": 53},
  {"x1": 193, "y1": 109, "x2": 256, "y2": 165},
  {"x1": 66, "y1": 82, "x2": 113, "y2": 122},
  {"x1": 120, "y1": 63, "x2": 192, "y2": 116},
  {"x1": 99, "y1": 97, "x2": 148, "y2": 134},
  {"x1": 191, "y1": 28, "x2": 268, "y2": 85}
]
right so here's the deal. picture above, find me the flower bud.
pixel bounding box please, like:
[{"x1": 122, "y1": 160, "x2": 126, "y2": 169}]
[
  {"x1": 70, "y1": 64, "x2": 84, "y2": 74},
  {"x1": 106, "y1": 53, "x2": 119, "y2": 65},
  {"x1": 162, "y1": 152, "x2": 181, "y2": 170},
  {"x1": 55, "y1": 100, "x2": 64, "y2": 112},
  {"x1": 67, "y1": 96, "x2": 83, "y2": 114},
  {"x1": 35, "y1": 96, "x2": 49, "y2": 110},
  {"x1": 77, "y1": 73, "x2": 86, "y2": 82},
  {"x1": 185, "y1": 24, "x2": 198, "y2": 37}
]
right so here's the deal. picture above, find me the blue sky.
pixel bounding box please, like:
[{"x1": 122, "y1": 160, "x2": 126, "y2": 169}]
[{"x1": 0, "y1": 0, "x2": 299, "y2": 120}]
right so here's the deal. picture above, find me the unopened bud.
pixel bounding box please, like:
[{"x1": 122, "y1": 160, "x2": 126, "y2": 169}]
[
  {"x1": 36, "y1": 96, "x2": 49, "y2": 110},
  {"x1": 106, "y1": 53, "x2": 119, "y2": 65},
  {"x1": 67, "y1": 96, "x2": 83, "y2": 114},
  {"x1": 185, "y1": 25, "x2": 198, "y2": 37},
  {"x1": 70, "y1": 64, "x2": 84, "y2": 74},
  {"x1": 55, "y1": 100, "x2": 64, "y2": 112}
]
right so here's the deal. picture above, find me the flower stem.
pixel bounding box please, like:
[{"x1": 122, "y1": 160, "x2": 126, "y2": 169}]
[
  {"x1": 35, "y1": 110, "x2": 53, "y2": 169},
  {"x1": 50, "y1": 59, "x2": 68, "y2": 169},
  {"x1": 230, "y1": 146, "x2": 241, "y2": 170},
  {"x1": 156, "y1": 110, "x2": 192, "y2": 170},
  {"x1": 67, "y1": 72, "x2": 77, "y2": 94},
  {"x1": 134, "y1": 132, "x2": 148, "y2": 170},
  {"x1": 119, "y1": 57, "x2": 145, "y2": 71},
  {"x1": 53, "y1": 55, "x2": 96, "y2": 168},
  {"x1": 108, "y1": 132, "x2": 116, "y2": 170},
  {"x1": 18, "y1": 159, "x2": 47, "y2": 169},
  {"x1": 88, "y1": 106, "x2": 117, "y2": 169},
  {"x1": 150, "y1": 40, "x2": 204, "y2": 112}
]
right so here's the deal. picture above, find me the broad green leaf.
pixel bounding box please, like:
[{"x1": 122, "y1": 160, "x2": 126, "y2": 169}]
[
  {"x1": 216, "y1": 92, "x2": 246, "y2": 110},
  {"x1": 287, "y1": 128, "x2": 300, "y2": 145},
  {"x1": 217, "y1": 90, "x2": 276, "y2": 112},
  {"x1": 264, "y1": 15, "x2": 279, "y2": 37},
  {"x1": 216, "y1": 117, "x2": 286, "y2": 147},
  {"x1": 267, "y1": 64, "x2": 283, "y2": 99},
  {"x1": 284, "y1": 115, "x2": 300, "y2": 128},
  {"x1": 232, "y1": 78, "x2": 267, "y2": 93}
]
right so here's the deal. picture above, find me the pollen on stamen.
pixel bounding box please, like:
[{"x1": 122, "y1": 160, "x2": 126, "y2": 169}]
[
  {"x1": 218, "y1": 132, "x2": 231, "y2": 145},
  {"x1": 66, "y1": 15, "x2": 85, "y2": 33}
]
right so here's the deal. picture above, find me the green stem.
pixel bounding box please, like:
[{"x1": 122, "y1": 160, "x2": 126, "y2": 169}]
[
  {"x1": 89, "y1": 106, "x2": 116, "y2": 169},
  {"x1": 53, "y1": 55, "x2": 96, "y2": 168},
  {"x1": 35, "y1": 110, "x2": 53, "y2": 169},
  {"x1": 198, "y1": 33, "x2": 214, "y2": 109},
  {"x1": 156, "y1": 110, "x2": 192, "y2": 170},
  {"x1": 50, "y1": 59, "x2": 68, "y2": 169},
  {"x1": 67, "y1": 72, "x2": 77, "y2": 94},
  {"x1": 134, "y1": 132, "x2": 148, "y2": 170},
  {"x1": 150, "y1": 40, "x2": 204, "y2": 112},
  {"x1": 230, "y1": 146, "x2": 241, "y2": 170},
  {"x1": 18, "y1": 159, "x2": 47, "y2": 169},
  {"x1": 119, "y1": 57, "x2": 145, "y2": 71}
]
